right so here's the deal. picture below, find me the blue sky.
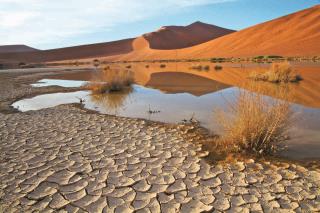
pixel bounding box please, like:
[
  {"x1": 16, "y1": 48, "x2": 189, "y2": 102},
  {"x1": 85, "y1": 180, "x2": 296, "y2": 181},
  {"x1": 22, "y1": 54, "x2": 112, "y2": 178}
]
[{"x1": 0, "y1": 0, "x2": 319, "y2": 49}]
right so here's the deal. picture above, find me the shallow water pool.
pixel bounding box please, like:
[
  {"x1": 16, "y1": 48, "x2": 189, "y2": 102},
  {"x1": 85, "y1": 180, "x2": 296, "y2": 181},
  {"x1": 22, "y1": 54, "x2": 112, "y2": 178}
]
[
  {"x1": 31, "y1": 79, "x2": 87, "y2": 88},
  {"x1": 12, "y1": 79, "x2": 320, "y2": 160}
]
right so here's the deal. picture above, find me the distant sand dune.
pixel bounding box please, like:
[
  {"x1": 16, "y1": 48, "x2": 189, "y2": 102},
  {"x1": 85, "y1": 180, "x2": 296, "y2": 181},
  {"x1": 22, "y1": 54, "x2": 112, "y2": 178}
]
[
  {"x1": 0, "y1": 39, "x2": 134, "y2": 63},
  {"x1": 0, "y1": 45, "x2": 38, "y2": 53}
]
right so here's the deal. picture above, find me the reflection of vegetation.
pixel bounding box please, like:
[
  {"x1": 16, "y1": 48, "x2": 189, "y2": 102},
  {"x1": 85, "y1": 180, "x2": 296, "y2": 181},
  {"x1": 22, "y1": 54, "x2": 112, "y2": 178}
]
[
  {"x1": 252, "y1": 55, "x2": 284, "y2": 63},
  {"x1": 210, "y1": 57, "x2": 228, "y2": 63},
  {"x1": 85, "y1": 68, "x2": 134, "y2": 94},
  {"x1": 214, "y1": 65, "x2": 223, "y2": 71},
  {"x1": 249, "y1": 62, "x2": 302, "y2": 83},
  {"x1": 214, "y1": 84, "x2": 294, "y2": 155},
  {"x1": 90, "y1": 87, "x2": 133, "y2": 111},
  {"x1": 190, "y1": 65, "x2": 210, "y2": 71}
]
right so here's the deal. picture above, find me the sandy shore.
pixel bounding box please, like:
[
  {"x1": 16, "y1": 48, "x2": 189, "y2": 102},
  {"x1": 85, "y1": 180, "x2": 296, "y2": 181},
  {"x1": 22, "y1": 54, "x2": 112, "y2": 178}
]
[{"x1": 0, "y1": 70, "x2": 319, "y2": 212}]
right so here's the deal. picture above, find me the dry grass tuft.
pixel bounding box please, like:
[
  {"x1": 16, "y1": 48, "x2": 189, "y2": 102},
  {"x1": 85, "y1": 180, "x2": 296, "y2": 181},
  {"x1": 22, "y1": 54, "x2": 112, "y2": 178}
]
[
  {"x1": 249, "y1": 62, "x2": 302, "y2": 83},
  {"x1": 214, "y1": 85, "x2": 294, "y2": 155},
  {"x1": 85, "y1": 68, "x2": 134, "y2": 94}
]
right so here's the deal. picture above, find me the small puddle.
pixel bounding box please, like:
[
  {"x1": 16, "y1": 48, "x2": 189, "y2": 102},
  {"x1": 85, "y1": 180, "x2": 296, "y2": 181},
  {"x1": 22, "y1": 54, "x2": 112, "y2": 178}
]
[
  {"x1": 12, "y1": 91, "x2": 90, "y2": 111},
  {"x1": 31, "y1": 79, "x2": 87, "y2": 88}
]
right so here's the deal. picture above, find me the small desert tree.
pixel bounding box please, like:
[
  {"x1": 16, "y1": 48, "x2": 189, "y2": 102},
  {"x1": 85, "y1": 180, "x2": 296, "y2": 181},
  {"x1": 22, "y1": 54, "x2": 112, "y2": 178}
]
[
  {"x1": 18, "y1": 62, "x2": 26, "y2": 68},
  {"x1": 93, "y1": 59, "x2": 100, "y2": 68}
]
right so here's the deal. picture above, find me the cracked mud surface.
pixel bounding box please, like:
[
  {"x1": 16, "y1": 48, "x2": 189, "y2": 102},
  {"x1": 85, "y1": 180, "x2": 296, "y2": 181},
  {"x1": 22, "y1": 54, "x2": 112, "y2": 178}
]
[{"x1": 0, "y1": 105, "x2": 319, "y2": 212}]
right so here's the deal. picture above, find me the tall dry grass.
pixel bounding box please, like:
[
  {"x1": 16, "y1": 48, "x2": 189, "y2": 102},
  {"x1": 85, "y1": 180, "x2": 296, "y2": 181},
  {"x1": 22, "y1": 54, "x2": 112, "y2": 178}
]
[
  {"x1": 85, "y1": 67, "x2": 134, "y2": 94},
  {"x1": 214, "y1": 85, "x2": 294, "y2": 155},
  {"x1": 249, "y1": 62, "x2": 302, "y2": 83}
]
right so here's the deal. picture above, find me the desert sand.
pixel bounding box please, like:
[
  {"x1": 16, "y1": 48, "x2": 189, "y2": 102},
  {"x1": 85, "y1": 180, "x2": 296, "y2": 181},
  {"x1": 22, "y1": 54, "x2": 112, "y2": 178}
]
[
  {"x1": 0, "y1": 38, "x2": 134, "y2": 63},
  {"x1": 143, "y1": 21, "x2": 234, "y2": 50},
  {"x1": 105, "y1": 5, "x2": 320, "y2": 61},
  {"x1": 0, "y1": 45, "x2": 38, "y2": 53}
]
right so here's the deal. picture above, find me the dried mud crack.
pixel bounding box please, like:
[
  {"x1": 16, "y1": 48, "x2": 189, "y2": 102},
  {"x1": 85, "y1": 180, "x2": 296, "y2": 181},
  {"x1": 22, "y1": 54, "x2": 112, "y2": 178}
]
[{"x1": 0, "y1": 105, "x2": 319, "y2": 212}]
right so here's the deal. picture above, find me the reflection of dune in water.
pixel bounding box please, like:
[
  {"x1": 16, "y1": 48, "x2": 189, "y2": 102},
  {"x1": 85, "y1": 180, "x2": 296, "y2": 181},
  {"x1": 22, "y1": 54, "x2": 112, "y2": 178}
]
[
  {"x1": 146, "y1": 72, "x2": 231, "y2": 96},
  {"x1": 127, "y1": 62, "x2": 320, "y2": 108},
  {"x1": 54, "y1": 62, "x2": 320, "y2": 108},
  {"x1": 224, "y1": 67, "x2": 320, "y2": 109}
]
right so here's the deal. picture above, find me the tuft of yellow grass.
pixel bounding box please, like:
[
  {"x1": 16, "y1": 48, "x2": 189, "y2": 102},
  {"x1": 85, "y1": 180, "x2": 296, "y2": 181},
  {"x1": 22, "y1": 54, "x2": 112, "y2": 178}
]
[
  {"x1": 249, "y1": 62, "x2": 302, "y2": 83},
  {"x1": 85, "y1": 67, "x2": 134, "y2": 94},
  {"x1": 214, "y1": 85, "x2": 294, "y2": 155}
]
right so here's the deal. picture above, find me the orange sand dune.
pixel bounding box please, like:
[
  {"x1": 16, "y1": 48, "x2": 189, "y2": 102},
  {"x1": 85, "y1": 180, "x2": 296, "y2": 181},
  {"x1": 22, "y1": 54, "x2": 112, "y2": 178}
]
[
  {"x1": 106, "y1": 5, "x2": 320, "y2": 61},
  {"x1": 0, "y1": 39, "x2": 134, "y2": 63},
  {"x1": 143, "y1": 21, "x2": 234, "y2": 50},
  {"x1": 0, "y1": 45, "x2": 38, "y2": 53}
]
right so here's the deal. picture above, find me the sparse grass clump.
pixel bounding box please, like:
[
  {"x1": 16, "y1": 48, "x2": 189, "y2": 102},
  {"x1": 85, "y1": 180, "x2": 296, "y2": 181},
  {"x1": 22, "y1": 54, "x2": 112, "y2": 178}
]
[
  {"x1": 214, "y1": 65, "x2": 223, "y2": 71},
  {"x1": 160, "y1": 64, "x2": 166, "y2": 68},
  {"x1": 214, "y1": 86, "x2": 293, "y2": 155},
  {"x1": 85, "y1": 68, "x2": 134, "y2": 94},
  {"x1": 190, "y1": 65, "x2": 210, "y2": 71},
  {"x1": 125, "y1": 65, "x2": 132, "y2": 69},
  {"x1": 249, "y1": 62, "x2": 302, "y2": 83},
  {"x1": 190, "y1": 65, "x2": 202, "y2": 70},
  {"x1": 203, "y1": 65, "x2": 210, "y2": 71}
]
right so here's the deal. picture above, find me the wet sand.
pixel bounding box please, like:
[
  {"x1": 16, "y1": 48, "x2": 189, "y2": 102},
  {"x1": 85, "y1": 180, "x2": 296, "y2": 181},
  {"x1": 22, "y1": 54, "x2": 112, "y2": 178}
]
[{"x1": 0, "y1": 68, "x2": 320, "y2": 212}]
